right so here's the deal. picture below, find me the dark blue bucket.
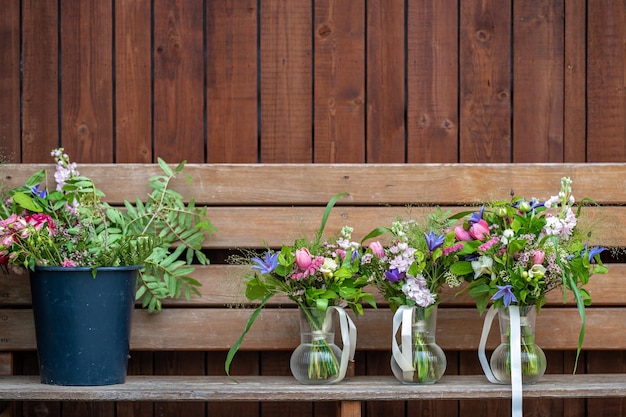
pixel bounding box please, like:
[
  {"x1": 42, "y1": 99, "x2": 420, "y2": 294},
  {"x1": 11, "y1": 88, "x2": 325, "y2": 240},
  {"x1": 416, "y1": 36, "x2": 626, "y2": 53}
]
[{"x1": 30, "y1": 266, "x2": 140, "y2": 386}]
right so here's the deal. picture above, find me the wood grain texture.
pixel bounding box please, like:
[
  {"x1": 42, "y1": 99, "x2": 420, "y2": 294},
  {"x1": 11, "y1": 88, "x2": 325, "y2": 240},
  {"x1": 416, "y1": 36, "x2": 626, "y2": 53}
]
[
  {"x1": 115, "y1": 0, "x2": 153, "y2": 163},
  {"x1": 60, "y1": 0, "x2": 114, "y2": 162},
  {"x1": 512, "y1": 0, "x2": 565, "y2": 163},
  {"x1": 207, "y1": 0, "x2": 258, "y2": 163},
  {"x1": 366, "y1": 0, "x2": 406, "y2": 163},
  {"x1": 0, "y1": 307, "x2": 623, "y2": 351},
  {"x1": 21, "y1": 0, "x2": 60, "y2": 163},
  {"x1": 587, "y1": 0, "x2": 626, "y2": 162},
  {"x1": 407, "y1": 0, "x2": 459, "y2": 163},
  {"x1": 260, "y1": 0, "x2": 312, "y2": 162},
  {"x1": 153, "y1": 0, "x2": 204, "y2": 162},
  {"x1": 0, "y1": 374, "x2": 624, "y2": 401},
  {"x1": 459, "y1": 0, "x2": 512, "y2": 162},
  {"x1": 6, "y1": 163, "x2": 626, "y2": 205},
  {"x1": 0, "y1": 0, "x2": 20, "y2": 163},
  {"x1": 563, "y1": 0, "x2": 587, "y2": 162},
  {"x1": 314, "y1": 0, "x2": 366, "y2": 163}
]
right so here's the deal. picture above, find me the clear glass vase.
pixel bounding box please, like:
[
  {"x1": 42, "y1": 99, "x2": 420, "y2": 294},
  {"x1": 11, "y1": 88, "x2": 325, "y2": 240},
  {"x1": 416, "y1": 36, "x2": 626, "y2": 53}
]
[
  {"x1": 289, "y1": 307, "x2": 342, "y2": 384},
  {"x1": 391, "y1": 306, "x2": 446, "y2": 384},
  {"x1": 491, "y1": 305, "x2": 547, "y2": 384}
]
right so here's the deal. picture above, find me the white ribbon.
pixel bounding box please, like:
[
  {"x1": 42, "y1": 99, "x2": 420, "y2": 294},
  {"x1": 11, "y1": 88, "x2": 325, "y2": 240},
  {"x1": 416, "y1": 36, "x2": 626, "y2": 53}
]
[
  {"x1": 391, "y1": 305, "x2": 418, "y2": 380},
  {"x1": 478, "y1": 305, "x2": 523, "y2": 417},
  {"x1": 323, "y1": 306, "x2": 357, "y2": 384}
]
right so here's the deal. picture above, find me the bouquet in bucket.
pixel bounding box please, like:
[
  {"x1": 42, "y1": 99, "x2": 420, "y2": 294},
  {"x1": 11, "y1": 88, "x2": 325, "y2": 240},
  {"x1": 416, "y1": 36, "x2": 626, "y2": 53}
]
[
  {"x1": 450, "y1": 177, "x2": 608, "y2": 383},
  {"x1": 361, "y1": 209, "x2": 466, "y2": 383},
  {"x1": 225, "y1": 193, "x2": 376, "y2": 384},
  {"x1": 0, "y1": 149, "x2": 216, "y2": 312}
]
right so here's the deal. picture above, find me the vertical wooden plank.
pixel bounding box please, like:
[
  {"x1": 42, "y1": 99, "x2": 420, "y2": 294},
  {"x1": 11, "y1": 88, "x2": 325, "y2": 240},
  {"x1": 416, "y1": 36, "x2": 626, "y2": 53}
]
[
  {"x1": 260, "y1": 0, "x2": 313, "y2": 163},
  {"x1": 563, "y1": 0, "x2": 587, "y2": 162},
  {"x1": 512, "y1": 0, "x2": 565, "y2": 163},
  {"x1": 260, "y1": 351, "x2": 313, "y2": 417},
  {"x1": 365, "y1": 351, "x2": 405, "y2": 417},
  {"x1": 459, "y1": 0, "x2": 512, "y2": 163},
  {"x1": 366, "y1": 0, "x2": 405, "y2": 163},
  {"x1": 207, "y1": 0, "x2": 258, "y2": 163},
  {"x1": 154, "y1": 351, "x2": 206, "y2": 417},
  {"x1": 407, "y1": 0, "x2": 459, "y2": 163},
  {"x1": 587, "y1": 0, "x2": 626, "y2": 161},
  {"x1": 586, "y1": 351, "x2": 626, "y2": 416},
  {"x1": 313, "y1": 0, "x2": 366, "y2": 163},
  {"x1": 0, "y1": 0, "x2": 20, "y2": 162},
  {"x1": 116, "y1": 0, "x2": 153, "y2": 163},
  {"x1": 22, "y1": 0, "x2": 60, "y2": 163},
  {"x1": 60, "y1": 0, "x2": 114, "y2": 162},
  {"x1": 117, "y1": 351, "x2": 154, "y2": 417},
  {"x1": 336, "y1": 401, "x2": 360, "y2": 417},
  {"x1": 207, "y1": 351, "x2": 259, "y2": 417},
  {"x1": 407, "y1": 352, "x2": 459, "y2": 417},
  {"x1": 154, "y1": 0, "x2": 204, "y2": 162}
]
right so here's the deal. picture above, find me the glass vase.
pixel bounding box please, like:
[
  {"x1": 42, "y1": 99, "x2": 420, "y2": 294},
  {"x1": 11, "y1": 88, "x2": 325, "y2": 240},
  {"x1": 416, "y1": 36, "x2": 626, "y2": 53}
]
[
  {"x1": 289, "y1": 307, "x2": 343, "y2": 384},
  {"x1": 491, "y1": 305, "x2": 547, "y2": 384},
  {"x1": 391, "y1": 305, "x2": 446, "y2": 384}
]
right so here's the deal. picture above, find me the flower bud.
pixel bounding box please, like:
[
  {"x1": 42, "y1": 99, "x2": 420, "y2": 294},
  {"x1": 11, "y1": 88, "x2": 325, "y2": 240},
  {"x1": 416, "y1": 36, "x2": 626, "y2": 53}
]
[{"x1": 295, "y1": 248, "x2": 312, "y2": 270}]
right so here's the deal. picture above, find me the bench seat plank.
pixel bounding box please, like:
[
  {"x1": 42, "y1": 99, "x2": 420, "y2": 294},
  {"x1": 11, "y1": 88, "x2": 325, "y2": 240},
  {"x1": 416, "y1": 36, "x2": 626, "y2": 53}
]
[{"x1": 0, "y1": 374, "x2": 623, "y2": 401}]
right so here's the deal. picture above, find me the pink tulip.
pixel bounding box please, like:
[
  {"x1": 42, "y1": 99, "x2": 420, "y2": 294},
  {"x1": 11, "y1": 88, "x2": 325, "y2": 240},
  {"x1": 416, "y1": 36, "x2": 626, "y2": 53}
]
[
  {"x1": 469, "y1": 219, "x2": 490, "y2": 241},
  {"x1": 454, "y1": 226, "x2": 473, "y2": 242},
  {"x1": 369, "y1": 241, "x2": 385, "y2": 258},
  {"x1": 533, "y1": 250, "x2": 545, "y2": 265},
  {"x1": 295, "y1": 248, "x2": 312, "y2": 270}
]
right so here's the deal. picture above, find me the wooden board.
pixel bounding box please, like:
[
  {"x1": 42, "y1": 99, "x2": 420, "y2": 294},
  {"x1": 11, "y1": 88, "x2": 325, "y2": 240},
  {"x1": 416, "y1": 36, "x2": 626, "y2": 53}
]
[{"x1": 0, "y1": 374, "x2": 624, "y2": 401}]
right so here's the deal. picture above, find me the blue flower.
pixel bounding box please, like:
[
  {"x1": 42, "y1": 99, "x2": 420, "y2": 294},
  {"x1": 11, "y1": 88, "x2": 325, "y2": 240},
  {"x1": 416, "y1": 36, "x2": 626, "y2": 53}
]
[
  {"x1": 491, "y1": 284, "x2": 518, "y2": 307},
  {"x1": 30, "y1": 184, "x2": 47, "y2": 198},
  {"x1": 251, "y1": 250, "x2": 279, "y2": 274},
  {"x1": 583, "y1": 245, "x2": 606, "y2": 264},
  {"x1": 385, "y1": 269, "x2": 405, "y2": 284},
  {"x1": 424, "y1": 229, "x2": 445, "y2": 252},
  {"x1": 468, "y1": 206, "x2": 484, "y2": 225}
]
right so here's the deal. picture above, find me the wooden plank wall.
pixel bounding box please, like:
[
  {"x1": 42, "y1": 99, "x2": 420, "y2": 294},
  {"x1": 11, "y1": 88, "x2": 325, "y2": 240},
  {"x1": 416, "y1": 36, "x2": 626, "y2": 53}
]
[{"x1": 1, "y1": 1, "x2": 625, "y2": 417}]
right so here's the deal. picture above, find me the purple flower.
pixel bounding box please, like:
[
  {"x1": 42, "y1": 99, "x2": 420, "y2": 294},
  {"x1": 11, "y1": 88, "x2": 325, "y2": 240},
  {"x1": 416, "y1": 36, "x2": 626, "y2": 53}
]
[
  {"x1": 491, "y1": 284, "x2": 518, "y2": 307},
  {"x1": 30, "y1": 184, "x2": 47, "y2": 198},
  {"x1": 424, "y1": 229, "x2": 445, "y2": 252},
  {"x1": 583, "y1": 245, "x2": 606, "y2": 264},
  {"x1": 384, "y1": 268, "x2": 405, "y2": 283},
  {"x1": 251, "y1": 250, "x2": 279, "y2": 274},
  {"x1": 468, "y1": 206, "x2": 485, "y2": 225}
]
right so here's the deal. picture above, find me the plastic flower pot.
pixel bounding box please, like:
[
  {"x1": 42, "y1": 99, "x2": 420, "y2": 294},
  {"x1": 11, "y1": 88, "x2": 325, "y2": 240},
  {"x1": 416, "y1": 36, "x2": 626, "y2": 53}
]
[{"x1": 29, "y1": 266, "x2": 140, "y2": 386}]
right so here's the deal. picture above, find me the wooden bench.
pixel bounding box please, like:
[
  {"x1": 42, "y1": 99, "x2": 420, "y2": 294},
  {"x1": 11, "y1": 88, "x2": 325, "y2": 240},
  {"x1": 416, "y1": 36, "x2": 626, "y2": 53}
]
[{"x1": 1, "y1": 163, "x2": 625, "y2": 417}]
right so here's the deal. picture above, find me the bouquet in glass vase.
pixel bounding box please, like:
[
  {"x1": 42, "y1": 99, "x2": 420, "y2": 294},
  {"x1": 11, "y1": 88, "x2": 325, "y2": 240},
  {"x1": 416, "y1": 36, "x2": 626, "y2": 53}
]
[
  {"x1": 450, "y1": 177, "x2": 609, "y2": 383},
  {"x1": 225, "y1": 193, "x2": 376, "y2": 384},
  {"x1": 361, "y1": 209, "x2": 466, "y2": 384}
]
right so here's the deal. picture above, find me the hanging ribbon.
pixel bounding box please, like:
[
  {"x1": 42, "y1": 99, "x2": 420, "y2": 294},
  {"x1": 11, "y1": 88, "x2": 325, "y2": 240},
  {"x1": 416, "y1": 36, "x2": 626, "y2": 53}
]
[
  {"x1": 323, "y1": 306, "x2": 357, "y2": 384},
  {"x1": 391, "y1": 305, "x2": 417, "y2": 380},
  {"x1": 478, "y1": 305, "x2": 523, "y2": 417}
]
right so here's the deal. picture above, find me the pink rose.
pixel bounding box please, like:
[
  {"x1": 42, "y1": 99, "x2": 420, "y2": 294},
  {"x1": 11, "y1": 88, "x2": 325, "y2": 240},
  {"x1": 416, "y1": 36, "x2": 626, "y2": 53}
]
[{"x1": 295, "y1": 248, "x2": 312, "y2": 270}]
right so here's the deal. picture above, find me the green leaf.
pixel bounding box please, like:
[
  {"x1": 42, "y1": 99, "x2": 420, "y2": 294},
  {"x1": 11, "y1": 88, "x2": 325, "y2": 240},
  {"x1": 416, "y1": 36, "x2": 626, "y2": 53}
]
[
  {"x1": 157, "y1": 157, "x2": 174, "y2": 176},
  {"x1": 12, "y1": 191, "x2": 42, "y2": 212},
  {"x1": 225, "y1": 295, "x2": 273, "y2": 380}
]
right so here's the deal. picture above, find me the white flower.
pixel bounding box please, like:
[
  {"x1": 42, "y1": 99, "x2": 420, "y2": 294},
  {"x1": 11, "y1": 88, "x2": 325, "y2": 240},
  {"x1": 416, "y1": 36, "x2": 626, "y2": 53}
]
[
  {"x1": 319, "y1": 257, "x2": 337, "y2": 278},
  {"x1": 471, "y1": 255, "x2": 495, "y2": 280}
]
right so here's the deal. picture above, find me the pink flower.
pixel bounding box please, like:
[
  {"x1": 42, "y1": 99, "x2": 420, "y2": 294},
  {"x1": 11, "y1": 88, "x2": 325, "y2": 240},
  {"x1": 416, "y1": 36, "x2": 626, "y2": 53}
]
[
  {"x1": 478, "y1": 237, "x2": 500, "y2": 252},
  {"x1": 533, "y1": 250, "x2": 545, "y2": 265},
  {"x1": 454, "y1": 226, "x2": 473, "y2": 242},
  {"x1": 442, "y1": 243, "x2": 464, "y2": 256},
  {"x1": 25, "y1": 213, "x2": 55, "y2": 232},
  {"x1": 61, "y1": 259, "x2": 77, "y2": 267},
  {"x1": 469, "y1": 219, "x2": 490, "y2": 241},
  {"x1": 369, "y1": 241, "x2": 385, "y2": 258},
  {"x1": 295, "y1": 248, "x2": 312, "y2": 270}
]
